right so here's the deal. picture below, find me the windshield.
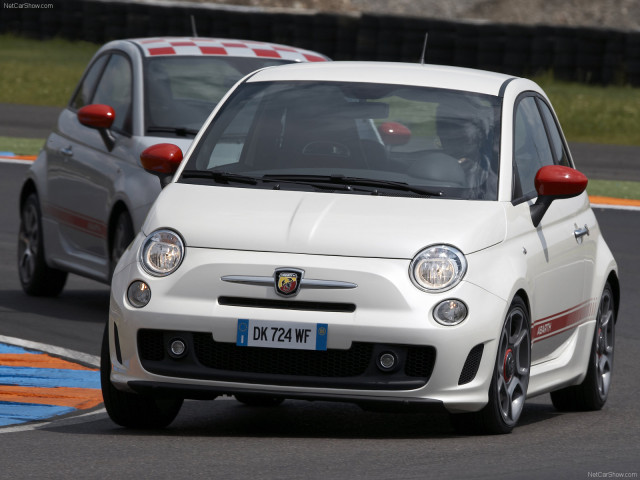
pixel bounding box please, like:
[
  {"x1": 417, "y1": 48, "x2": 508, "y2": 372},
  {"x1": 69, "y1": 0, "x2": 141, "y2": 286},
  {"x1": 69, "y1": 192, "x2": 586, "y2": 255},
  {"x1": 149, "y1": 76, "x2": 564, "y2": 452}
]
[
  {"x1": 144, "y1": 56, "x2": 295, "y2": 136},
  {"x1": 183, "y1": 81, "x2": 502, "y2": 199}
]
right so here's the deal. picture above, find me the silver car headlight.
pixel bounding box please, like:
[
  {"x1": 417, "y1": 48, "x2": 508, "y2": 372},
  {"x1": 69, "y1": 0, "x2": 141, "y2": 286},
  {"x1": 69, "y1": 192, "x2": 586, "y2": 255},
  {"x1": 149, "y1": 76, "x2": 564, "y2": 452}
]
[
  {"x1": 140, "y1": 229, "x2": 185, "y2": 276},
  {"x1": 410, "y1": 244, "x2": 467, "y2": 292}
]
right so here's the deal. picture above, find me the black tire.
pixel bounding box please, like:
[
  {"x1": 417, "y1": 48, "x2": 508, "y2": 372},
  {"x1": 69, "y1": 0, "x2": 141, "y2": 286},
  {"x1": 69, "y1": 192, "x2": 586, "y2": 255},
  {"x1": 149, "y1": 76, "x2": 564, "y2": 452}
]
[
  {"x1": 101, "y1": 324, "x2": 183, "y2": 429},
  {"x1": 452, "y1": 296, "x2": 531, "y2": 435},
  {"x1": 109, "y1": 210, "x2": 134, "y2": 281},
  {"x1": 235, "y1": 394, "x2": 284, "y2": 407},
  {"x1": 17, "y1": 193, "x2": 68, "y2": 296},
  {"x1": 551, "y1": 282, "x2": 615, "y2": 411}
]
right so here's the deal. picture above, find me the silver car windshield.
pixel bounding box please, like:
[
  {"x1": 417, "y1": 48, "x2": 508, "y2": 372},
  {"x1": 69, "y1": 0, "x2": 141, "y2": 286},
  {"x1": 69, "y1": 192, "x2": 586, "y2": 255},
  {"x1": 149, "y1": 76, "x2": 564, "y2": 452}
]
[
  {"x1": 185, "y1": 81, "x2": 502, "y2": 199},
  {"x1": 144, "y1": 57, "x2": 295, "y2": 135}
]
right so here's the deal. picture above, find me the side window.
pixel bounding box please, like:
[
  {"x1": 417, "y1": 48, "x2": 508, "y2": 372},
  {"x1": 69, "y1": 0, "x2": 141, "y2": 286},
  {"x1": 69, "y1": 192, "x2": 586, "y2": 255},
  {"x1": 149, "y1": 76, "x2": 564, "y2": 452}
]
[
  {"x1": 92, "y1": 54, "x2": 133, "y2": 133},
  {"x1": 537, "y1": 99, "x2": 571, "y2": 167},
  {"x1": 513, "y1": 96, "x2": 554, "y2": 199},
  {"x1": 70, "y1": 54, "x2": 110, "y2": 110}
]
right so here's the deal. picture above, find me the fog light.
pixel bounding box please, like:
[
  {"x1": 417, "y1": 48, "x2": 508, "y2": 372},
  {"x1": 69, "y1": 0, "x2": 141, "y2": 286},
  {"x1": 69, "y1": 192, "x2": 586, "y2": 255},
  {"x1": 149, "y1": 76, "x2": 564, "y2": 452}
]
[
  {"x1": 433, "y1": 299, "x2": 468, "y2": 326},
  {"x1": 169, "y1": 339, "x2": 187, "y2": 359},
  {"x1": 127, "y1": 280, "x2": 151, "y2": 308},
  {"x1": 377, "y1": 352, "x2": 397, "y2": 371}
]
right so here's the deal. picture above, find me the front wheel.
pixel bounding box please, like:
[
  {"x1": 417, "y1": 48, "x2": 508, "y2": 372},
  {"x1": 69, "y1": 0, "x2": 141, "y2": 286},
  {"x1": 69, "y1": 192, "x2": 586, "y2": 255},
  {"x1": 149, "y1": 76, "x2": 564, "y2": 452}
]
[
  {"x1": 101, "y1": 324, "x2": 183, "y2": 428},
  {"x1": 551, "y1": 282, "x2": 615, "y2": 411},
  {"x1": 452, "y1": 296, "x2": 531, "y2": 435}
]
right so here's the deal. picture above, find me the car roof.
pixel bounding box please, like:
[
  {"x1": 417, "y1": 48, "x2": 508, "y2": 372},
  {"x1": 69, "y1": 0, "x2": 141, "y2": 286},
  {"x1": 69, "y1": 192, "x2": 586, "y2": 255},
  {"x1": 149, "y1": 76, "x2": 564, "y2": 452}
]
[
  {"x1": 246, "y1": 61, "x2": 517, "y2": 97},
  {"x1": 127, "y1": 37, "x2": 329, "y2": 62}
]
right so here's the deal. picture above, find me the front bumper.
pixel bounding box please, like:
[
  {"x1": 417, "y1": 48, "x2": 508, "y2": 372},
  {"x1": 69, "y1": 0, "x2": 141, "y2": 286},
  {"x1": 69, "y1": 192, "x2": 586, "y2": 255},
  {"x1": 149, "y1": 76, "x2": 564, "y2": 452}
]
[{"x1": 109, "y1": 246, "x2": 508, "y2": 413}]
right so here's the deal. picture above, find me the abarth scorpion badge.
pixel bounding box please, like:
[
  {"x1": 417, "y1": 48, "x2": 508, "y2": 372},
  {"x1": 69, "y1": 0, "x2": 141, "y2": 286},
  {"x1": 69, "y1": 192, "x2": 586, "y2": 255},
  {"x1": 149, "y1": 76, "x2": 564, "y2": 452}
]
[{"x1": 275, "y1": 268, "x2": 303, "y2": 297}]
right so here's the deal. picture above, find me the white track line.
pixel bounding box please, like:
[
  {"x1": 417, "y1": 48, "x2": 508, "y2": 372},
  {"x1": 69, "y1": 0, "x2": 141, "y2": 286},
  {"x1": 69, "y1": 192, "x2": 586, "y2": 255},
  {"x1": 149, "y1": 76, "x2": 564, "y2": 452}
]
[{"x1": 0, "y1": 334, "x2": 100, "y2": 367}]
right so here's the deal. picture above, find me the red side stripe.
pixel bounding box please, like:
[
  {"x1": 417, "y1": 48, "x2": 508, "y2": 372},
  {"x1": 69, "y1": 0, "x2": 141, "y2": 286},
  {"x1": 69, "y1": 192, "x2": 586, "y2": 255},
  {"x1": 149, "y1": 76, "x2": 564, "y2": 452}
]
[
  {"x1": 44, "y1": 204, "x2": 107, "y2": 239},
  {"x1": 531, "y1": 299, "x2": 598, "y2": 343}
]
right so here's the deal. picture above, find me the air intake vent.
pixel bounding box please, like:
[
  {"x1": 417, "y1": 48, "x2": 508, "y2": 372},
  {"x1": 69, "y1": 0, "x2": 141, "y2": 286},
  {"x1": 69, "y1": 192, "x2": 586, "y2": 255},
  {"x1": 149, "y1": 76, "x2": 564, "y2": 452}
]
[{"x1": 458, "y1": 343, "x2": 484, "y2": 385}]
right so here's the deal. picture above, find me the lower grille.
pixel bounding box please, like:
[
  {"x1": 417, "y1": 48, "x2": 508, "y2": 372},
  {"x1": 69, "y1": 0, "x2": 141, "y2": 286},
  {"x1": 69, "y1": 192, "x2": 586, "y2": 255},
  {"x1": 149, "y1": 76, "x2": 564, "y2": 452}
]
[
  {"x1": 193, "y1": 332, "x2": 372, "y2": 377},
  {"x1": 137, "y1": 329, "x2": 436, "y2": 390}
]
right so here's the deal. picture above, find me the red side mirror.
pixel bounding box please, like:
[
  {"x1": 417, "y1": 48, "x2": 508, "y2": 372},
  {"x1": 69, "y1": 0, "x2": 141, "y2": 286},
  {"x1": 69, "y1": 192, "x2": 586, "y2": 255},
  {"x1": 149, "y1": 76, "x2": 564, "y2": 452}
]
[
  {"x1": 378, "y1": 122, "x2": 411, "y2": 146},
  {"x1": 535, "y1": 165, "x2": 588, "y2": 198},
  {"x1": 78, "y1": 104, "x2": 115, "y2": 130},
  {"x1": 140, "y1": 143, "x2": 183, "y2": 176},
  {"x1": 530, "y1": 165, "x2": 588, "y2": 227}
]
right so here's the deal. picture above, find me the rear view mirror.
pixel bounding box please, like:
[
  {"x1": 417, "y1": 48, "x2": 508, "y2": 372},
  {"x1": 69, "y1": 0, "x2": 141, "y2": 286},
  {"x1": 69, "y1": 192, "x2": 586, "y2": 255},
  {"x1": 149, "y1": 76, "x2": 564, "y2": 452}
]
[
  {"x1": 78, "y1": 104, "x2": 115, "y2": 129},
  {"x1": 78, "y1": 104, "x2": 116, "y2": 151},
  {"x1": 141, "y1": 143, "x2": 183, "y2": 188},
  {"x1": 378, "y1": 122, "x2": 411, "y2": 146},
  {"x1": 530, "y1": 165, "x2": 588, "y2": 227}
]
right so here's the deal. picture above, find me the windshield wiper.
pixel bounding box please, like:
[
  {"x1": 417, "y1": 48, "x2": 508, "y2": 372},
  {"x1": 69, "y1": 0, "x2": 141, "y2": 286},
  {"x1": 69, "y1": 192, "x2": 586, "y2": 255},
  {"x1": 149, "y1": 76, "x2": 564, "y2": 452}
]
[
  {"x1": 262, "y1": 174, "x2": 443, "y2": 197},
  {"x1": 181, "y1": 170, "x2": 259, "y2": 185},
  {"x1": 147, "y1": 126, "x2": 199, "y2": 137}
]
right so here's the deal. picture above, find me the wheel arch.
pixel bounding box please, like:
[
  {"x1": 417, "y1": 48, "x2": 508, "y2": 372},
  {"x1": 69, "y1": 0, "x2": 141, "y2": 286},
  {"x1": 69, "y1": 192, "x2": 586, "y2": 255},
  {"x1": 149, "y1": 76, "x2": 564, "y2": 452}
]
[
  {"x1": 513, "y1": 288, "x2": 532, "y2": 321},
  {"x1": 606, "y1": 270, "x2": 620, "y2": 323},
  {"x1": 107, "y1": 200, "x2": 131, "y2": 261},
  {"x1": 19, "y1": 179, "x2": 38, "y2": 210}
]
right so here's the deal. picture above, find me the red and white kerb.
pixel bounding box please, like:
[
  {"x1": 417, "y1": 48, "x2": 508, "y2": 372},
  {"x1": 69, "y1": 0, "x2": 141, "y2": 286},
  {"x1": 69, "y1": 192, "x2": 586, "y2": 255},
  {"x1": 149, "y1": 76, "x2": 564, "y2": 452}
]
[{"x1": 133, "y1": 37, "x2": 328, "y2": 62}]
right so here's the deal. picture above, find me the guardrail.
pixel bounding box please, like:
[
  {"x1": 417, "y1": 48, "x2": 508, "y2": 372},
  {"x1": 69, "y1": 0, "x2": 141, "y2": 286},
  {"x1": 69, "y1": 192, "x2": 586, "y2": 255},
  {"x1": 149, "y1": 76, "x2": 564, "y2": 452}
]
[{"x1": 2, "y1": 0, "x2": 640, "y2": 85}]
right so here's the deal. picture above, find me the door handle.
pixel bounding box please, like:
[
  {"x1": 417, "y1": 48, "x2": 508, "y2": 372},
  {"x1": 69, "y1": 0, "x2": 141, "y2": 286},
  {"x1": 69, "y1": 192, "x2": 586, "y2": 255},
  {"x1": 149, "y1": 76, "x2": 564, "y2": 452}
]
[
  {"x1": 60, "y1": 146, "x2": 73, "y2": 157},
  {"x1": 574, "y1": 224, "x2": 590, "y2": 243}
]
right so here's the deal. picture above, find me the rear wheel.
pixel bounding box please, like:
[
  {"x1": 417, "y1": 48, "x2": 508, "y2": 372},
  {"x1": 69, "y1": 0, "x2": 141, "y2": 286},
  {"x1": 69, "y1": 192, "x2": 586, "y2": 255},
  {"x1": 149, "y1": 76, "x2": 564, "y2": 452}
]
[
  {"x1": 452, "y1": 296, "x2": 531, "y2": 435},
  {"x1": 17, "y1": 193, "x2": 67, "y2": 296},
  {"x1": 101, "y1": 324, "x2": 183, "y2": 428},
  {"x1": 551, "y1": 282, "x2": 615, "y2": 411}
]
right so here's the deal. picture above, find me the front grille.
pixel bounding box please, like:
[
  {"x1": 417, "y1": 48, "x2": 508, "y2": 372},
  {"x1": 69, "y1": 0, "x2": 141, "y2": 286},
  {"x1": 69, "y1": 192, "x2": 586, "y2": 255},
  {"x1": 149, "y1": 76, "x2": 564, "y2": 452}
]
[
  {"x1": 193, "y1": 332, "x2": 371, "y2": 377},
  {"x1": 458, "y1": 343, "x2": 484, "y2": 385},
  {"x1": 137, "y1": 329, "x2": 436, "y2": 390}
]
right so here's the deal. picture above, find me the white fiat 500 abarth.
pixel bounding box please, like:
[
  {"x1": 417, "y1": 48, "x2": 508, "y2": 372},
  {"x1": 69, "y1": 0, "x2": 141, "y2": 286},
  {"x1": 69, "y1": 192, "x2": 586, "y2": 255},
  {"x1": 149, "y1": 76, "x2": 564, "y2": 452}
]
[{"x1": 102, "y1": 61, "x2": 619, "y2": 434}]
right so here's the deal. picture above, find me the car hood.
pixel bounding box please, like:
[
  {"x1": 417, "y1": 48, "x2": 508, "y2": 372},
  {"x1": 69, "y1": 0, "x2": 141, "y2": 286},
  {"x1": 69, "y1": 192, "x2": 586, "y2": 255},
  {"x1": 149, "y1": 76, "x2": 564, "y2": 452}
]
[{"x1": 143, "y1": 184, "x2": 507, "y2": 258}]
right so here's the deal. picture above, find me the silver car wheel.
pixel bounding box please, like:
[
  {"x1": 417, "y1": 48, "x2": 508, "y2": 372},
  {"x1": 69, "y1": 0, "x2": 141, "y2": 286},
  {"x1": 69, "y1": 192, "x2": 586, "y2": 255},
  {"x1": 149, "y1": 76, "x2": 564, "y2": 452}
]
[
  {"x1": 595, "y1": 286, "x2": 614, "y2": 400},
  {"x1": 496, "y1": 304, "x2": 531, "y2": 427},
  {"x1": 18, "y1": 200, "x2": 41, "y2": 284}
]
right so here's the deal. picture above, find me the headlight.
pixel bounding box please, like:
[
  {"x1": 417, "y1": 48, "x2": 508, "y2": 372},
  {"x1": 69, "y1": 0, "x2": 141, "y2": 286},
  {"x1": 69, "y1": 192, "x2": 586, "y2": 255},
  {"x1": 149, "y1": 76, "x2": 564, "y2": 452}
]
[
  {"x1": 409, "y1": 244, "x2": 467, "y2": 292},
  {"x1": 140, "y1": 229, "x2": 185, "y2": 276}
]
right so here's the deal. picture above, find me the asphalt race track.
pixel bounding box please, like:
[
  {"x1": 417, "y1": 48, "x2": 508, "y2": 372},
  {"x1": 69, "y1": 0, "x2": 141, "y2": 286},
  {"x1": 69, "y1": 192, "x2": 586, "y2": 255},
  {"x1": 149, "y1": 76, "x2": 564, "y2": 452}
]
[{"x1": 0, "y1": 154, "x2": 639, "y2": 478}]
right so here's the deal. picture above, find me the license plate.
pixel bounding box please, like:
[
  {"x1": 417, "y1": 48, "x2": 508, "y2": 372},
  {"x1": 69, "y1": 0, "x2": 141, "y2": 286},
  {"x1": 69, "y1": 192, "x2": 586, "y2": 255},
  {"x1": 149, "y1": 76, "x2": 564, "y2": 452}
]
[{"x1": 236, "y1": 319, "x2": 328, "y2": 351}]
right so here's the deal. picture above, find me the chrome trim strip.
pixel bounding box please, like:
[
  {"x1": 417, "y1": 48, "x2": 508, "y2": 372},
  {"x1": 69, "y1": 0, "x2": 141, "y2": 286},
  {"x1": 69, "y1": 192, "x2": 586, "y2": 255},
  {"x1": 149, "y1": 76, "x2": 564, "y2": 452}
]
[
  {"x1": 301, "y1": 279, "x2": 358, "y2": 289},
  {"x1": 220, "y1": 276, "x2": 272, "y2": 286},
  {"x1": 221, "y1": 275, "x2": 357, "y2": 290}
]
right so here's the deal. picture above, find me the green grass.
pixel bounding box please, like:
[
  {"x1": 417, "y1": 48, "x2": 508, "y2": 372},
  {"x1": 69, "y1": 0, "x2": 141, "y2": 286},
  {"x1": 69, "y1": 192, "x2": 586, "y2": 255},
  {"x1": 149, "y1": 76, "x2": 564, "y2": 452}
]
[
  {"x1": 586, "y1": 179, "x2": 640, "y2": 200},
  {"x1": 533, "y1": 72, "x2": 640, "y2": 147},
  {"x1": 0, "y1": 136, "x2": 44, "y2": 155},
  {"x1": 0, "y1": 34, "x2": 99, "y2": 106}
]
